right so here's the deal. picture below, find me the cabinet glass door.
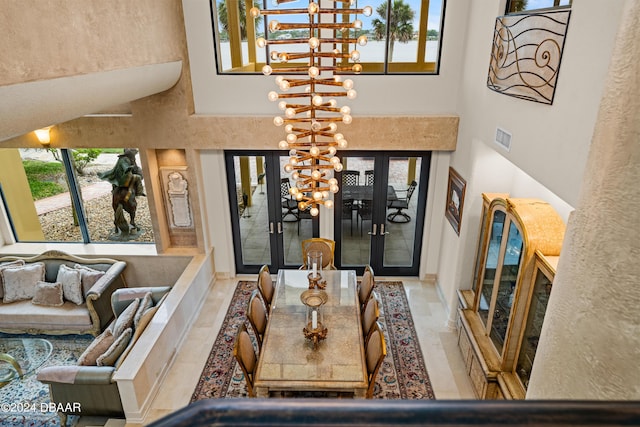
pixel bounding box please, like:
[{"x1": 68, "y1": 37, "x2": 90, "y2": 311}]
[
  {"x1": 478, "y1": 210, "x2": 506, "y2": 327},
  {"x1": 489, "y1": 220, "x2": 523, "y2": 354}
]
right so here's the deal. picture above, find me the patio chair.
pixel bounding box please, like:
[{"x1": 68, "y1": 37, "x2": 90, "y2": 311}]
[
  {"x1": 364, "y1": 170, "x2": 374, "y2": 186},
  {"x1": 387, "y1": 180, "x2": 417, "y2": 223},
  {"x1": 280, "y1": 178, "x2": 299, "y2": 222},
  {"x1": 342, "y1": 170, "x2": 360, "y2": 187}
]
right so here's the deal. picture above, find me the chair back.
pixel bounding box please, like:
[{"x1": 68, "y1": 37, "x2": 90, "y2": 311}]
[
  {"x1": 280, "y1": 178, "x2": 292, "y2": 199},
  {"x1": 342, "y1": 170, "x2": 360, "y2": 186},
  {"x1": 359, "y1": 265, "x2": 375, "y2": 307},
  {"x1": 406, "y1": 180, "x2": 418, "y2": 201},
  {"x1": 257, "y1": 265, "x2": 274, "y2": 309},
  {"x1": 301, "y1": 238, "x2": 336, "y2": 269},
  {"x1": 361, "y1": 297, "x2": 380, "y2": 346},
  {"x1": 233, "y1": 323, "x2": 258, "y2": 397},
  {"x1": 365, "y1": 322, "x2": 387, "y2": 398},
  {"x1": 247, "y1": 289, "x2": 268, "y2": 351},
  {"x1": 364, "y1": 170, "x2": 374, "y2": 186}
]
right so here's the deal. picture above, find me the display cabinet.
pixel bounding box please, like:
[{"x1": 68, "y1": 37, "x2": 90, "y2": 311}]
[{"x1": 457, "y1": 195, "x2": 565, "y2": 399}]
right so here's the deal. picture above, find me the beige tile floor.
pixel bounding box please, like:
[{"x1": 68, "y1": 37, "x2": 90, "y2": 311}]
[{"x1": 126, "y1": 275, "x2": 475, "y2": 426}]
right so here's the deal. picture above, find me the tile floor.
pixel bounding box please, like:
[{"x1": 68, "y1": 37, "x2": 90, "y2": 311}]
[{"x1": 127, "y1": 274, "x2": 475, "y2": 426}]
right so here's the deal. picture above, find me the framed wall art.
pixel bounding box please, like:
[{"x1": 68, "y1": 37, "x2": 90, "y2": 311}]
[{"x1": 445, "y1": 167, "x2": 467, "y2": 236}]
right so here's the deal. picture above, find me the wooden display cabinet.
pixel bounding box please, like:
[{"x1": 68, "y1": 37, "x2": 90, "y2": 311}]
[{"x1": 457, "y1": 194, "x2": 565, "y2": 399}]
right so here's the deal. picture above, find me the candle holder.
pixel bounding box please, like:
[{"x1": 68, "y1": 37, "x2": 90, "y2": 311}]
[
  {"x1": 300, "y1": 289, "x2": 328, "y2": 350},
  {"x1": 307, "y1": 250, "x2": 326, "y2": 289}
]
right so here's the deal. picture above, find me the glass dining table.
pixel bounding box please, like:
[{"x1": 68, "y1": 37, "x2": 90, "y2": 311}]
[{"x1": 254, "y1": 269, "x2": 368, "y2": 398}]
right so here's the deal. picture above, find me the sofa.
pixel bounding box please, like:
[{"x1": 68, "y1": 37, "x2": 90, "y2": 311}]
[
  {"x1": 0, "y1": 250, "x2": 127, "y2": 336},
  {"x1": 37, "y1": 286, "x2": 171, "y2": 424}
]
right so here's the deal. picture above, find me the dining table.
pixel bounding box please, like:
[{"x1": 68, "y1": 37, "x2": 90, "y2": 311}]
[
  {"x1": 341, "y1": 185, "x2": 397, "y2": 203},
  {"x1": 253, "y1": 269, "x2": 368, "y2": 398}
]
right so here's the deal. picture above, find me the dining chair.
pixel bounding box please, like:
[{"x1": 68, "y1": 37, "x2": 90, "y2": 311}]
[
  {"x1": 387, "y1": 180, "x2": 418, "y2": 223},
  {"x1": 342, "y1": 170, "x2": 360, "y2": 187},
  {"x1": 361, "y1": 296, "x2": 380, "y2": 346},
  {"x1": 364, "y1": 169, "x2": 374, "y2": 186},
  {"x1": 247, "y1": 289, "x2": 268, "y2": 351},
  {"x1": 365, "y1": 322, "x2": 387, "y2": 398},
  {"x1": 358, "y1": 264, "x2": 375, "y2": 310},
  {"x1": 233, "y1": 323, "x2": 258, "y2": 397},
  {"x1": 300, "y1": 238, "x2": 336, "y2": 270},
  {"x1": 257, "y1": 264, "x2": 274, "y2": 311},
  {"x1": 280, "y1": 178, "x2": 299, "y2": 222}
]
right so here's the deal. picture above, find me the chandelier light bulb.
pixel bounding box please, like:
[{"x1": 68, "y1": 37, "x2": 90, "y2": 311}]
[
  {"x1": 286, "y1": 133, "x2": 297, "y2": 143},
  {"x1": 329, "y1": 184, "x2": 339, "y2": 193},
  {"x1": 289, "y1": 149, "x2": 297, "y2": 156},
  {"x1": 338, "y1": 138, "x2": 348, "y2": 148},
  {"x1": 350, "y1": 50, "x2": 360, "y2": 61},
  {"x1": 269, "y1": 20, "x2": 280, "y2": 32},
  {"x1": 310, "y1": 146, "x2": 320, "y2": 157},
  {"x1": 313, "y1": 191, "x2": 323, "y2": 201},
  {"x1": 268, "y1": 91, "x2": 279, "y2": 101},
  {"x1": 285, "y1": 107, "x2": 296, "y2": 118},
  {"x1": 328, "y1": 99, "x2": 337, "y2": 107},
  {"x1": 308, "y1": 66, "x2": 320, "y2": 78},
  {"x1": 250, "y1": 7, "x2": 261, "y2": 18},
  {"x1": 340, "y1": 106, "x2": 351, "y2": 115},
  {"x1": 330, "y1": 156, "x2": 341, "y2": 165},
  {"x1": 279, "y1": 52, "x2": 289, "y2": 63},
  {"x1": 273, "y1": 116, "x2": 284, "y2": 126},
  {"x1": 328, "y1": 178, "x2": 338, "y2": 186},
  {"x1": 311, "y1": 121, "x2": 322, "y2": 131},
  {"x1": 299, "y1": 201, "x2": 307, "y2": 210},
  {"x1": 328, "y1": 146, "x2": 337, "y2": 155},
  {"x1": 334, "y1": 133, "x2": 344, "y2": 143},
  {"x1": 334, "y1": 75, "x2": 342, "y2": 82},
  {"x1": 262, "y1": 65, "x2": 273, "y2": 75},
  {"x1": 309, "y1": 37, "x2": 319, "y2": 49},
  {"x1": 289, "y1": 156, "x2": 298, "y2": 165},
  {"x1": 334, "y1": 163, "x2": 344, "y2": 172},
  {"x1": 325, "y1": 200, "x2": 334, "y2": 209},
  {"x1": 329, "y1": 123, "x2": 337, "y2": 131},
  {"x1": 342, "y1": 115, "x2": 353, "y2": 124},
  {"x1": 284, "y1": 124, "x2": 293, "y2": 132},
  {"x1": 343, "y1": 79, "x2": 354, "y2": 90},
  {"x1": 353, "y1": 19, "x2": 362, "y2": 29},
  {"x1": 357, "y1": 35, "x2": 368, "y2": 46},
  {"x1": 275, "y1": 75, "x2": 284, "y2": 84},
  {"x1": 279, "y1": 140, "x2": 288, "y2": 149},
  {"x1": 284, "y1": 164, "x2": 293, "y2": 173},
  {"x1": 308, "y1": 2, "x2": 318, "y2": 14},
  {"x1": 271, "y1": 51, "x2": 279, "y2": 60},
  {"x1": 257, "y1": 37, "x2": 266, "y2": 48},
  {"x1": 310, "y1": 207, "x2": 319, "y2": 217},
  {"x1": 289, "y1": 186, "x2": 299, "y2": 195},
  {"x1": 363, "y1": 6, "x2": 373, "y2": 16},
  {"x1": 278, "y1": 100, "x2": 287, "y2": 110},
  {"x1": 296, "y1": 193, "x2": 303, "y2": 200},
  {"x1": 311, "y1": 169, "x2": 321, "y2": 180},
  {"x1": 312, "y1": 95, "x2": 323, "y2": 106},
  {"x1": 352, "y1": 63, "x2": 363, "y2": 73},
  {"x1": 347, "y1": 89, "x2": 357, "y2": 99}
]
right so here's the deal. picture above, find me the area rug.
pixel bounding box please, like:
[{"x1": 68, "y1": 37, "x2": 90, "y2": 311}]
[
  {"x1": 190, "y1": 280, "x2": 435, "y2": 400},
  {"x1": 0, "y1": 333, "x2": 93, "y2": 427}
]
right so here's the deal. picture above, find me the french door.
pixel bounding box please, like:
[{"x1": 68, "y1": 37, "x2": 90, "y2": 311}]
[
  {"x1": 225, "y1": 151, "x2": 318, "y2": 274},
  {"x1": 334, "y1": 152, "x2": 431, "y2": 276}
]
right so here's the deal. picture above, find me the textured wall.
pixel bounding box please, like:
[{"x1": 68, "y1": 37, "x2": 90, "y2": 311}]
[{"x1": 527, "y1": 0, "x2": 640, "y2": 399}]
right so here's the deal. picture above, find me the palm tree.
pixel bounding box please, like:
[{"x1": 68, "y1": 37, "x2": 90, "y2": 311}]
[
  {"x1": 371, "y1": 0, "x2": 415, "y2": 62},
  {"x1": 217, "y1": 0, "x2": 262, "y2": 40}
]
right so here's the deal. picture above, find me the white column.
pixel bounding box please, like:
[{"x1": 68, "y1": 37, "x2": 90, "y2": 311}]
[{"x1": 527, "y1": 0, "x2": 640, "y2": 399}]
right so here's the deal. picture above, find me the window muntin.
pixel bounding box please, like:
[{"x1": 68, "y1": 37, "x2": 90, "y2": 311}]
[
  {"x1": 211, "y1": 0, "x2": 445, "y2": 74},
  {"x1": 1, "y1": 148, "x2": 154, "y2": 244},
  {"x1": 506, "y1": 0, "x2": 571, "y2": 14}
]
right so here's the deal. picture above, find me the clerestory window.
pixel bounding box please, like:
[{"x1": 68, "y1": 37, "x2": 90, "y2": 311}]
[
  {"x1": 211, "y1": 0, "x2": 446, "y2": 74},
  {"x1": 0, "y1": 148, "x2": 154, "y2": 244},
  {"x1": 506, "y1": 0, "x2": 572, "y2": 14}
]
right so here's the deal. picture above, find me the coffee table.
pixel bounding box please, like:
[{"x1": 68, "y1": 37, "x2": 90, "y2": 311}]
[{"x1": 0, "y1": 338, "x2": 53, "y2": 387}]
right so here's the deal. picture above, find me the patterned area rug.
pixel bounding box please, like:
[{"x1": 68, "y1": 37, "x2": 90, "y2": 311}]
[
  {"x1": 0, "y1": 333, "x2": 92, "y2": 427},
  {"x1": 191, "y1": 280, "x2": 435, "y2": 400}
]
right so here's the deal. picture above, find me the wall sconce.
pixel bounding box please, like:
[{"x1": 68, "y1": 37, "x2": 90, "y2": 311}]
[{"x1": 34, "y1": 126, "x2": 53, "y2": 146}]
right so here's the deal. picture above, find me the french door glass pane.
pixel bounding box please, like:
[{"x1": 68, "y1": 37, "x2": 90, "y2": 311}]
[
  {"x1": 280, "y1": 156, "x2": 312, "y2": 266},
  {"x1": 340, "y1": 156, "x2": 375, "y2": 266},
  {"x1": 383, "y1": 157, "x2": 421, "y2": 267},
  {"x1": 233, "y1": 155, "x2": 271, "y2": 265},
  {"x1": 478, "y1": 210, "x2": 506, "y2": 327}
]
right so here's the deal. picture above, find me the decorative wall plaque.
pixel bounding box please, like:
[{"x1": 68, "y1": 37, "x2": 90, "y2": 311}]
[
  {"x1": 160, "y1": 166, "x2": 193, "y2": 229},
  {"x1": 487, "y1": 10, "x2": 571, "y2": 105}
]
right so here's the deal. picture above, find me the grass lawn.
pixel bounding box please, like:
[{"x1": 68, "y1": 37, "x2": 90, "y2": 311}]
[{"x1": 23, "y1": 160, "x2": 66, "y2": 200}]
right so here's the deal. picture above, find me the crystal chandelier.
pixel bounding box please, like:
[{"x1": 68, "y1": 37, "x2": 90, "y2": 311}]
[{"x1": 250, "y1": 0, "x2": 371, "y2": 217}]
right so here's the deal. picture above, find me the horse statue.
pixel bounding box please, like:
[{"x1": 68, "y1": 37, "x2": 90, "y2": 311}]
[{"x1": 98, "y1": 149, "x2": 146, "y2": 240}]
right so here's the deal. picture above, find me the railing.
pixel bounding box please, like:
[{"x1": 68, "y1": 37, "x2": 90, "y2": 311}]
[{"x1": 147, "y1": 399, "x2": 640, "y2": 426}]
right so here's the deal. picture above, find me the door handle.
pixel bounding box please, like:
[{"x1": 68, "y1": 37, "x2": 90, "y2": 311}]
[
  {"x1": 277, "y1": 222, "x2": 283, "y2": 234},
  {"x1": 269, "y1": 222, "x2": 274, "y2": 234},
  {"x1": 367, "y1": 223, "x2": 378, "y2": 236},
  {"x1": 380, "y1": 223, "x2": 390, "y2": 235}
]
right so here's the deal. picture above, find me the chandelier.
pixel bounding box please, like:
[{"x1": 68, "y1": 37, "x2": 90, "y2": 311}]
[{"x1": 250, "y1": 0, "x2": 371, "y2": 217}]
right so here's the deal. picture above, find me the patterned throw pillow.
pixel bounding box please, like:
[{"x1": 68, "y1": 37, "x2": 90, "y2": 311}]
[
  {"x1": 31, "y1": 281, "x2": 64, "y2": 307},
  {"x1": 57, "y1": 264, "x2": 83, "y2": 305},
  {"x1": 0, "y1": 260, "x2": 25, "y2": 299},
  {"x1": 77, "y1": 329, "x2": 115, "y2": 366},
  {"x1": 97, "y1": 328, "x2": 132, "y2": 367},
  {"x1": 112, "y1": 298, "x2": 140, "y2": 338},
  {"x1": 1, "y1": 262, "x2": 45, "y2": 303},
  {"x1": 73, "y1": 264, "x2": 106, "y2": 296}
]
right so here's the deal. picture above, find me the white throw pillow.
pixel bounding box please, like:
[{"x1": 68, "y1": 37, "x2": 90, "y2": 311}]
[
  {"x1": 0, "y1": 260, "x2": 25, "y2": 299},
  {"x1": 1, "y1": 262, "x2": 45, "y2": 303},
  {"x1": 57, "y1": 264, "x2": 83, "y2": 305},
  {"x1": 73, "y1": 264, "x2": 106, "y2": 296}
]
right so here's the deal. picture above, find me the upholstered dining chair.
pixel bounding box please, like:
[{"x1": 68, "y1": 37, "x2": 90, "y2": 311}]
[
  {"x1": 365, "y1": 322, "x2": 387, "y2": 398},
  {"x1": 257, "y1": 265, "x2": 274, "y2": 311},
  {"x1": 300, "y1": 238, "x2": 336, "y2": 270},
  {"x1": 361, "y1": 296, "x2": 380, "y2": 346},
  {"x1": 233, "y1": 323, "x2": 258, "y2": 397},
  {"x1": 358, "y1": 264, "x2": 375, "y2": 311},
  {"x1": 247, "y1": 289, "x2": 268, "y2": 351}
]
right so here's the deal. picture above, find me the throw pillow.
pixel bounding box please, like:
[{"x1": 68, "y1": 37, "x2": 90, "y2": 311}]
[
  {"x1": 57, "y1": 264, "x2": 83, "y2": 305},
  {"x1": 73, "y1": 264, "x2": 106, "y2": 296},
  {"x1": 112, "y1": 298, "x2": 140, "y2": 338},
  {"x1": 1, "y1": 262, "x2": 45, "y2": 303},
  {"x1": 134, "y1": 292, "x2": 153, "y2": 328},
  {"x1": 77, "y1": 329, "x2": 115, "y2": 366},
  {"x1": 0, "y1": 260, "x2": 25, "y2": 299},
  {"x1": 97, "y1": 327, "x2": 132, "y2": 367},
  {"x1": 31, "y1": 281, "x2": 64, "y2": 307}
]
